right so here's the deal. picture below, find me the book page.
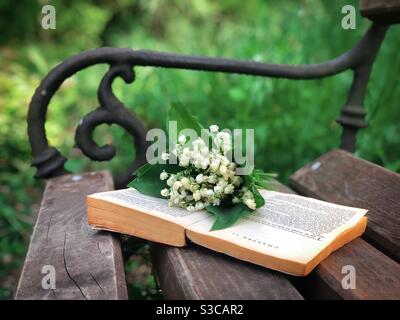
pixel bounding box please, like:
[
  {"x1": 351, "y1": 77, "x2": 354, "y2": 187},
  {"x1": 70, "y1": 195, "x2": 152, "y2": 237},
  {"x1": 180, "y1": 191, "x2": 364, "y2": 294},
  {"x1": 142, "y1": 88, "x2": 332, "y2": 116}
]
[
  {"x1": 187, "y1": 190, "x2": 367, "y2": 264},
  {"x1": 89, "y1": 188, "x2": 210, "y2": 227}
]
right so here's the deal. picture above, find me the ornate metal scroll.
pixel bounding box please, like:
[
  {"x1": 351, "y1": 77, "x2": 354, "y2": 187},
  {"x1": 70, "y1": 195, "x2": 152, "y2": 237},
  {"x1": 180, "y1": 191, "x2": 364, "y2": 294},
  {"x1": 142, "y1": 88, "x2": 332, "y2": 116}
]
[{"x1": 27, "y1": 23, "x2": 389, "y2": 188}]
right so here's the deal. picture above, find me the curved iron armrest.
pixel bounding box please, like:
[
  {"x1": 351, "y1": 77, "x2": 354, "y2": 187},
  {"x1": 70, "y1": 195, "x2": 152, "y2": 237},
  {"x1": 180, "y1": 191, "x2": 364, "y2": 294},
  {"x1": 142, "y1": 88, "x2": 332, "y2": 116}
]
[{"x1": 27, "y1": 23, "x2": 391, "y2": 189}]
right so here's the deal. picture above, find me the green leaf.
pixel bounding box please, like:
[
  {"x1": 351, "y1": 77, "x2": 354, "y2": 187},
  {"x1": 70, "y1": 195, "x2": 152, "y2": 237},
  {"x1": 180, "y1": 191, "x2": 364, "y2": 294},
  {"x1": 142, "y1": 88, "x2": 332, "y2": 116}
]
[
  {"x1": 207, "y1": 204, "x2": 253, "y2": 231},
  {"x1": 242, "y1": 174, "x2": 265, "y2": 208},
  {"x1": 254, "y1": 179, "x2": 270, "y2": 189},
  {"x1": 167, "y1": 102, "x2": 205, "y2": 137},
  {"x1": 128, "y1": 163, "x2": 182, "y2": 198},
  {"x1": 250, "y1": 169, "x2": 277, "y2": 191},
  {"x1": 133, "y1": 163, "x2": 154, "y2": 177},
  {"x1": 242, "y1": 174, "x2": 254, "y2": 186},
  {"x1": 252, "y1": 169, "x2": 278, "y2": 178}
]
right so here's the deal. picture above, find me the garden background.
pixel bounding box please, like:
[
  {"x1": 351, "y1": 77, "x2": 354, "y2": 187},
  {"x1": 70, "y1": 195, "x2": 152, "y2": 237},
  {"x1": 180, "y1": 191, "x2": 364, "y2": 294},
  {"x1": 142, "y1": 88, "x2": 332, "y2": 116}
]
[{"x1": 0, "y1": 0, "x2": 399, "y2": 299}]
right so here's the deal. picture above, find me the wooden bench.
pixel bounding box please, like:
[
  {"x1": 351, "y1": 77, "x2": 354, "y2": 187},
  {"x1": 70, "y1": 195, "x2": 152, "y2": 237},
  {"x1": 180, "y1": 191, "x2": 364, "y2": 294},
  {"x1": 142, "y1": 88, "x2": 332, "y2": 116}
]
[
  {"x1": 16, "y1": 151, "x2": 400, "y2": 299},
  {"x1": 16, "y1": 1, "x2": 400, "y2": 300}
]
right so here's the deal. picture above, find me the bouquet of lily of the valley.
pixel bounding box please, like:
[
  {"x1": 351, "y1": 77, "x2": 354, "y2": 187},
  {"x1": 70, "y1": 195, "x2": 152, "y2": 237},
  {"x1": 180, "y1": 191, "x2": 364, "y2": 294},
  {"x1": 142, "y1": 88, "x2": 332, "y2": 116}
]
[{"x1": 128, "y1": 103, "x2": 276, "y2": 230}]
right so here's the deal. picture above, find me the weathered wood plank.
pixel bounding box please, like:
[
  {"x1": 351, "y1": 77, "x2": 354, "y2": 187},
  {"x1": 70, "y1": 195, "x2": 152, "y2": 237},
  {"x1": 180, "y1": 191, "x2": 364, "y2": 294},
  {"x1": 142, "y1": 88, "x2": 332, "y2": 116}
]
[
  {"x1": 289, "y1": 149, "x2": 400, "y2": 262},
  {"x1": 269, "y1": 179, "x2": 400, "y2": 299},
  {"x1": 360, "y1": 0, "x2": 400, "y2": 23},
  {"x1": 288, "y1": 150, "x2": 400, "y2": 299},
  {"x1": 15, "y1": 171, "x2": 128, "y2": 300},
  {"x1": 152, "y1": 180, "x2": 303, "y2": 300},
  {"x1": 294, "y1": 238, "x2": 400, "y2": 300},
  {"x1": 152, "y1": 244, "x2": 303, "y2": 300}
]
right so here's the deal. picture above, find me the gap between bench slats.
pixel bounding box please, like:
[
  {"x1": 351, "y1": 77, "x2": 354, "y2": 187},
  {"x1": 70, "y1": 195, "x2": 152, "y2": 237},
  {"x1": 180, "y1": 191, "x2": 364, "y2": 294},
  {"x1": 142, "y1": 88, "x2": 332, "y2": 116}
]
[
  {"x1": 15, "y1": 171, "x2": 127, "y2": 300},
  {"x1": 289, "y1": 149, "x2": 399, "y2": 262},
  {"x1": 288, "y1": 149, "x2": 400, "y2": 299}
]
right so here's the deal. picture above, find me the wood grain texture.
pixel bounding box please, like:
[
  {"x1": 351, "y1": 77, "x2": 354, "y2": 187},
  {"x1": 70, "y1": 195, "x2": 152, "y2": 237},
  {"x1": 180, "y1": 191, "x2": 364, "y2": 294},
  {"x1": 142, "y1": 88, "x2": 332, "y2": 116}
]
[
  {"x1": 152, "y1": 179, "x2": 303, "y2": 300},
  {"x1": 270, "y1": 178, "x2": 400, "y2": 299},
  {"x1": 360, "y1": 0, "x2": 400, "y2": 23},
  {"x1": 288, "y1": 150, "x2": 400, "y2": 299},
  {"x1": 289, "y1": 149, "x2": 400, "y2": 262},
  {"x1": 15, "y1": 171, "x2": 128, "y2": 300},
  {"x1": 295, "y1": 238, "x2": 400, "y2": 300},
  {"x1": 152, "y1": 244, "x2": 303, "y2": 300}
]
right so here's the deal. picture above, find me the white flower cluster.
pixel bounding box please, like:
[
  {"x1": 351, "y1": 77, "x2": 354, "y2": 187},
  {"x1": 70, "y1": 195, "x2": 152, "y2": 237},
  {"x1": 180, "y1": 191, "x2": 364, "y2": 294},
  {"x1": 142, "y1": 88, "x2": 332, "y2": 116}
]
[{"x1": 159, "y1": 125, "x2": 257, "y2": 211}]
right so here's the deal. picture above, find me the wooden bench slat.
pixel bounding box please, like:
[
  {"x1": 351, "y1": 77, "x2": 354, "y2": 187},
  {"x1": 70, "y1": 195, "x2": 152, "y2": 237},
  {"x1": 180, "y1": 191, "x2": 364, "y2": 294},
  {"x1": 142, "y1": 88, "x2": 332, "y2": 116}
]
[
  {"x1": 152, "y1": 180, "x2": 303, "y2": 300},
  {"x1": 15, "y1": 171, "x2": 128, "y2": 300},
  {"x1": 295, "y1": 238, "x2": 400, "y2": 300},
  {"x1": 272, "y1": 178, "x2": 400, "y2": 299},
  {"x1": 289, "y1": 149, "x2": 400, "y2": 262},
  {"x1": 287, "y1": 150, "x2": 400, "y2": 299}
]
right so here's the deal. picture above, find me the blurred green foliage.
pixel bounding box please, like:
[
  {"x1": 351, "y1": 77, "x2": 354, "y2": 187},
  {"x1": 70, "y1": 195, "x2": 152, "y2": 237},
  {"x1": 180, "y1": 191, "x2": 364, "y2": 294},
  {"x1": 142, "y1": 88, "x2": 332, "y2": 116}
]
[{"x1": 0, "y1": 0, "x2": 399, "y2": 299}]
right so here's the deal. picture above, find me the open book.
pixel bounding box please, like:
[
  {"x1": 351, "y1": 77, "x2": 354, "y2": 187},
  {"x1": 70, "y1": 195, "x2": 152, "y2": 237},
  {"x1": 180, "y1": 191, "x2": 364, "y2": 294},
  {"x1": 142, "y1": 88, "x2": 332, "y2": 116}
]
[{"x1": 86, "y1": 188, "x2": 367, "y2": 276}]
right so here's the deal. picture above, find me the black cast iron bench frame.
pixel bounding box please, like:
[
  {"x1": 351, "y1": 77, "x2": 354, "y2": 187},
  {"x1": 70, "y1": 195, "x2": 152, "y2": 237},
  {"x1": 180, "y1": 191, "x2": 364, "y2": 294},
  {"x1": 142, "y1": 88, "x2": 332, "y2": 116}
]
[{"x1": 16, "y1": 1, "x2": 400, "y2": 299}]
